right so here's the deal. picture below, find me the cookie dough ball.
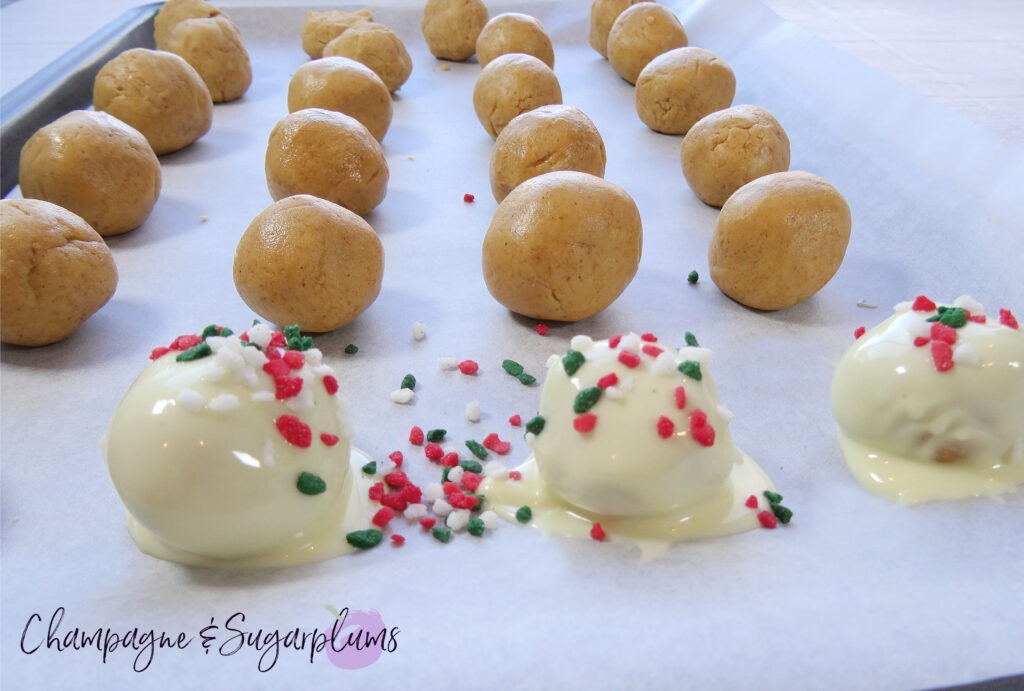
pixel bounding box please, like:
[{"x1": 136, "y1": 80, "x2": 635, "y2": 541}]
[
  {"x1": 323, "y1": 23, "x2": 412, "y2": 92},
  {"x1": 476, "y1": 12, "x2": 554, "y2": 69},
  {"x1": 287, "y1": 57, "x2": 392, "y2": 142},
  {"x1": 482, "y1": 171, "x2": 642, "y2": 321},
  {"x1": 93, "y1": 48, "x2": 213, "y2": 155},
  {"x1": 635, "y1": 47, "x2": 735, "y2": 135},
  {"x1": 681, "y1": 105, "x2": 791, "y2": 207},
  {"x1": 490, "y1": 105, "x2": 606, "y2": 202},
  {"x1": 589, "y1": 0, "x2": 651, "y2": 58},
  {"x1": 165, "y1": 15, "x2": 251, "y2": 102},
  {"x1": 153, "y1": 0, "x2": 222, "y2": 50},
  {"x1": 265, "y1": 108, "x2": 388, "y2": 217},
  {"x1": 607, "y1": 3, "x2": 687, "y2": 85},
  {"x1": 18, "y1": 110, "x2": 161, "y2": 236},
  {"x1": 301, "y1": 9, "x2": 374, "y2": 59},
  {"x1": 422, "y1": 0, "x2": 489, "y2": 62},
  {"x1": 709, "y1": 171, "x2": 851, "y2": 311},
  {"x1": 233, "y1": 195, "x2": 383, "y2": 332},
  {"x1": 473, "y1": 53, "x2": 562, "y2": 139},
  {"x1": 1, "y1": 199, "x2": 118, "y2": 346}
]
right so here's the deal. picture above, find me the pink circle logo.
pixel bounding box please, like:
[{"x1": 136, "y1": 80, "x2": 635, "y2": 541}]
[{"x1": 325, "y1": 608, "x2": 387, "y2": 670}]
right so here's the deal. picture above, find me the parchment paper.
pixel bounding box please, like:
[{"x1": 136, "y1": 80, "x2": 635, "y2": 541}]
[{"x1": 2, "y1": 1, "x2": 1022, "y2": 688}]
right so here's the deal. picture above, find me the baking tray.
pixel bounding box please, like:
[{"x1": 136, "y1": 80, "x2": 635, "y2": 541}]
[{"x1": 2, "y1": 1, "x2": 1023, "y2": 688}]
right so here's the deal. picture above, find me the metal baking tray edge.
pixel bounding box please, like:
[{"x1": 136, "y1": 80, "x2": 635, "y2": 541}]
[{"x1": 0, "y1": 2, "x2": 161, "y2": 197}]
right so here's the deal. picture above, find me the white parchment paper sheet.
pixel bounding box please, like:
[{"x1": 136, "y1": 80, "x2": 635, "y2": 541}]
[{"x1": 2, "y1": 1, "x2": 1022, "y2": 688}]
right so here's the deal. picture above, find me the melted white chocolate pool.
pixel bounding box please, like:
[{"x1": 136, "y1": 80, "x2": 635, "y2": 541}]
[
  {"x1": 102, "y1": 325, "x2": 371, "y2": 567},
  {"x1": 483, "y1": 333, "x2": 777, "y2": 555},
  {"x1": 831, "y1": 297, "x2": 1024, "y2": 504}
]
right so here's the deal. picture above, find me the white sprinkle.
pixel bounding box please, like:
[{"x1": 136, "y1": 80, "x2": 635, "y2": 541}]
[
  {"x1": 216, "y1": 348, "x2": 246, "y2": 375},
  {"x1": 377, "y1": 459, "x2": 397, "y2": 476},
  {"x1": 247, "y1": 323, "x2": 273, "y2": 349},
  {"x1": 442, "y1": 443, "x2": 460, "y2": 456},
  {"x1": 446, "y1": 509, "x2": 470, "y2": 531},
  {"x1": 465, "y1": 399, "x2": 481, "y2": 422},
  {"x1": 438, "y1": 357, "x2": 459, "y2": 371},
  {"x1": 893, "y1": 300, "x2": 913, "y2": 313},
  {"x1": 908, "y1": 316, "x2": 931, "y2": 340},
  {"x1": 856, "y1": 299, "x2": 878, "y2": 309},
  {"x1": 412, "y1": 322, "x2": 428, "y2": 341},
  {"x1": 480, "y1": 510, "x2": 498, "y2": 530},
  {"x1": 651, "y1": 352, "x2": 677, "y2": 376},
  {"x1": 423, "y1": 482, "x2": 444, "y2": 503},
  {"x1": 241, "y1": 345, "x2": 268, "y2": 368},
  {"x1": 545, "y1": 353, "x2": 560, "y2": 369},
  {"x1": 619, "y1": 333, "x2": 641, "y2": 352},
  {"x1": 681, "y1": 346, "x2": 713, "y2": 365},
  {"x1": 432, "y1": 498, "x2": 453, "y2": 517},
  {"x1": 954, "y1": 295, "x2": 984, "y2": 315},
  {"x1": 313, "y1": 364, "x2": 334, "y2": 376},
  {"x1": 251, "y1": 390, "x2": 275, "y2": 403},
  {"x1": 604, "y1": 385, "x2": 624, "y2": 400},
  {"x1": 286, "y1": 379, "x2": 315, "y2": 413},
  {"x1": 175, "y1": 388, "x2": 204, "y2": 410},
  {"x1": 206, "y1": 335, "x2": 232, "y2": 352},
  {"x1": 483, "y1": 460, "x2": 508, "y2": 479},
  {"x1": 208, "y1": 394, "x2": 239, "y2": 412},
  {"x1": 447, "y1": 466, "x2": 465, "y2": 484},
  {"x1": 304, "y1": 348, "x2": 323, "y2": 366},
  {"x1": 953, "y1": 342, "x2": 980, "y2": 367},
  {"x1": 570, "y1": 335, "x2": 594, "y2": 351},
  {"x1": 619, "y1": 375, "x2": 635, "y2": 391},
  {"x1": 404, "y1": 503, "x2": 427, "y2": 520},
  {"x1": 390, "y1": 388, "x2": 414, "y2": 404}
]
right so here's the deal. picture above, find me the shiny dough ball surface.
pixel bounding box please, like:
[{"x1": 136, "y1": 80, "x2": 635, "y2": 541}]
[
  {"x1": 635, "y1": 46, "x2": 735, "y2": 135},
  {"x1": 288, "y1": 57, "x2": 393, "y2": 142},
  {"x1": 473, "y1": 53, "x2": 562, "y2": 139}
]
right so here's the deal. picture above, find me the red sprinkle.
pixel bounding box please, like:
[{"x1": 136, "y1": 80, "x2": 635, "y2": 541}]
[
  {"x1": 930, "y1": 322, "x2": 957, "y2": 344},
  {"x1": 913, "y1": 337, "x2": 930, "y2": 348},
  {"x1": 618, "y1": 351, "x2": 641, "y2": 368},
  {"x1": 534, "y1": 323, "x2": 549, "y2": 336},
  {"x1": 400, "y1": 484, "x2": 422, "y2": 503},
  {"x1": 424, "y1": 442, "x2": 444, "y2": 461},
  {"x1": 674, "y1": 385, "x2": 687, "y2": 410},
  {"x1": 380, "y1": 492, "x2": 408, "y2": 511},
  {"x1": 274, "y1": 375, "x2": 303, "y2": 400},
  {"x1": 1000, "y1": 308, "x2": 1019, "y2": 330},
  {"x1": 169, "y1": 334, "x2": 201, "y2": 351},
  {"x1": 269, "y1": 330, "x2": 287, "y2": 348},
  {"x1": 419, "y1": 517, "x2": 437, "y2": 530},
  {"x1": 384, "y1": 471, "x2": 408, "y2": 488},
  {"x1": 282, "y1": 350, "x2": 305, "y2": 369},
  {"x1": 509, "y1": 470, "x2": 522, "y2": 481},
  {"x1": 372, "y1": 507, "x2": 395, "y2": 527},
  {"x1": 640, "y1": 333, "x2": 658, "y2": 342},
  {"x1": 745, "y1": 494, "x2": 759, "y2": 509},
  {"x1": 409, "y1": 426, "x2": 425, "y2": 445},
  {"x1": 388, "y1": 450, "x2": 404, "y2": 467},
  {"x1": 969, "y1": 314, "x2": 987, "y2": 324},
  {"x1": 758, "y1": 510, "x2": 778, "y2": 529},
  {"x1": 441, "y1": 452, "x2": 460, "y2": 467},
  {"x1": 263, "y1": 360, "x2": 290, "y2": 378},
  {"x1": 482, "y1": 432, "x2": 511, "y2": 455},
  {"x1": 322, "y1": 375, "x2": 339, "y2": 395},
  {"x1": 656, "y1": 415, "x2": 675, "y2": 439},
  {"x1": 442, "y1": 481, "x2": 460, "y2": 496},
  {"x1": 912, "y1": 296, "x2": 937, "y2": 312},
  {"x1": 509, "y1": 414, "x2": 522, "y2": 427},
  {"x1": 320, "y1": 433, "x2": 340, "y2": 447},
  {"x1": 275, "y1": 415, "x2": 311, "y2": 448},
  {"x1": 931, "y1": 341, "x2": 954, "y2": 372},
  {"x1": 463, "y1": 193, "x2": 475, "y2": 202},
  {"x1": 590, "y1": 522, "x2": 606, "y2": 541},
  {"x1": 149, "y1": 346, "x2": 171, "y2": 360},
  {"x1": 448, "y1": 492, "x2": 479, "y2": 510},
  {"x1": 458, "y1": 360, "x2": 479, "y2": 375},
  {"x1": 461, "y1": 471, "x2": 483, "y2": 492},
  {"x1": 689, "y1": 409, "x2": 715, "y2": 447},
  {"x1": 265, "y1": 346, "x2": 282, "y2": 361},
  {"x1": 390, "y1": 534, "x2": 405, "y2": 546},
  {"x1": 368, "y1": 482, "x2": 385, "y2": 501},
  {"x1": 853, "y1": 326, "x2": 866, "y2": 339},
  {"x1": 642, "y1": 344, "x2": 664, "y2": 358},
  {"x1": 574, "y1": 413, "x2": 598, "y2": 432},
  {"x1": 597, "y1": 372, "x2": 619, "y2": 389},
  {"x1": 608, "y1": 334, "x2": 622, "y2": 348}
]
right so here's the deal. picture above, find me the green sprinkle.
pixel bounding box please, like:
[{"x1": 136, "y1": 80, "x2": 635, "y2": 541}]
[
  {"x1": 763, "y1": 490, "x2": 784, "y2": 505},
  {"x1": 502, "y1": 359, "x2": 524, "y2": 376},
  {"x1": 401, "y1": 373, "x2": 416, "y2": 390},
  {"x1": 472, "y1": 493, "x2": 486, "y2": 509},
  {"x1": 562, "y1": 349, "x2": 586, "y2": 376},
  {"x1": 346, "y1": 529, "x2": 383, "y2": 549},
  {"x1": 441, "y1": 466, "x2": 452, "y2": 483},
  {"x1": 465, "y1": 440, "x2": 488, "y2": 460},
  {"x1": 344, "y1": 344, "x2": 359, "y2": 355},
  {"x1": 431, "y1": 526, "x2": 452, "y2": 543},
  {"x1": 684, "y1": 332, "x2": 699, "y2": 347},
  {"x1": 200, "y1": 324, "x2": 232, "y2": 339},
  {"x1": 467, "y1": 517, "x2": 486, "y2": 537},
  {"x1": 284, "y1": 325, "x2": 312, "y2": 351},
  {"x1": 679, "y1": 360, "x2": 703, "y2": 381},
  {"x1": 771, "y1": 503, "x2": 793, "y2": 525},
  {"x1": 525, "y1": 416, "x2": 546, "y2": 435},
  {"x1": 460, "y1": 458, "x2": 484, "y2": 474},
  {"x1": 687, "y1": 270, "x2": 699, "y2": 284},
  {"x1": 426, "y1": 428, "x2": 447, "y2": 443},
  {"x1": 515, "y1": 505, "x2": 533, "y2": 523},
  {"x1": 361, "y1": 461, "x2": 377, "y2": 475},
  {"x1": 938, "y1": 307, "x2": 968, "y2": 328},
  {"x1": 297, "y1": 471, "x2": 327, "y2": 495},
  {"x1": 517, "y1": 372, "x2": 536, "y2": 386},
  {"x1": 176, "y1": 342, "x2": 212, "y2": 362},
  {"x1": 573, "y1": 386, "x2": 602, "y2": 414}
]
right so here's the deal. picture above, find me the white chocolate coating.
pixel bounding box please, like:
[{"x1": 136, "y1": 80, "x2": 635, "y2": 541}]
[
  {"x1": 831, "y1": 298, "x2": 1024, "y2": 503},
  {"x1": 484, "y1": 333, "x2": 777, "y2": 552},
  {"x1": 102, "y1": 326, "x2": 369, "y2": 567}
]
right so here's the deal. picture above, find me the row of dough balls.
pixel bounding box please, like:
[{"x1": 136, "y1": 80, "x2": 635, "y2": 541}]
[{"x1": 593, "y1": 0, "x2": 851, "y2": 312}]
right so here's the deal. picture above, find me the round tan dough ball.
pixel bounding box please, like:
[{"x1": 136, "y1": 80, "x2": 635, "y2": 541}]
[
  {"x1": 233, "y1": 195, "x2": 383, "y2": 332},
  {"x1": 607, "y1": 3, "x2": 687, "y2": 85},
  {"x1": 681, "y1": 105, "x2": 791, "y2": 207},
  {"x1": 301, "y1": 9, "x2": 374, "y2": 59},
  {"x1": 476, "y1": 12, "x2": 555, "y2": 69},
  {"x1": 166, "y1": 15, "x2": 252, "y2": 102},
  {"x1": 635, "y1": 47, "x2": 735, "y2": 135},
  {"x1": 473, "y1": 53, "x2": 563, "y2": 139},
  {"x1": 589, "y1": 0, "x2": 651, "y2": 58},
  {"x1": 154, "y1": 0, "x2": 222, "y2": 51},
  {"x1": 482, "y1": 171, "x2": 642, "y2": 321},
  {"x1": 265, "y1": 108, "x2": 388, "y2": 217},
  {"x1": 323, "y1": 22, "x2": 412, "y2": 92},
  {"x1": 709, "y1": 171, "x2": 851, "y2": 311},
  {"x1": 93, "y1": 48, "x2": 212, "y2": 155},
  {"x1": 1, "y1": 199, "x2": 118, "y2": 346},
  {"x1": 421, "y1": 0, "x2": 489, "y2": 62},
  {"x1": 490, "y1": 105, "x2": 606, "y2": 202},
  {"x1": 18, "y1": 110, "x2": 161, "y2": 236},
  {"x1": 287, "y1": 57, "x2": 392, "y2": 142}
]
